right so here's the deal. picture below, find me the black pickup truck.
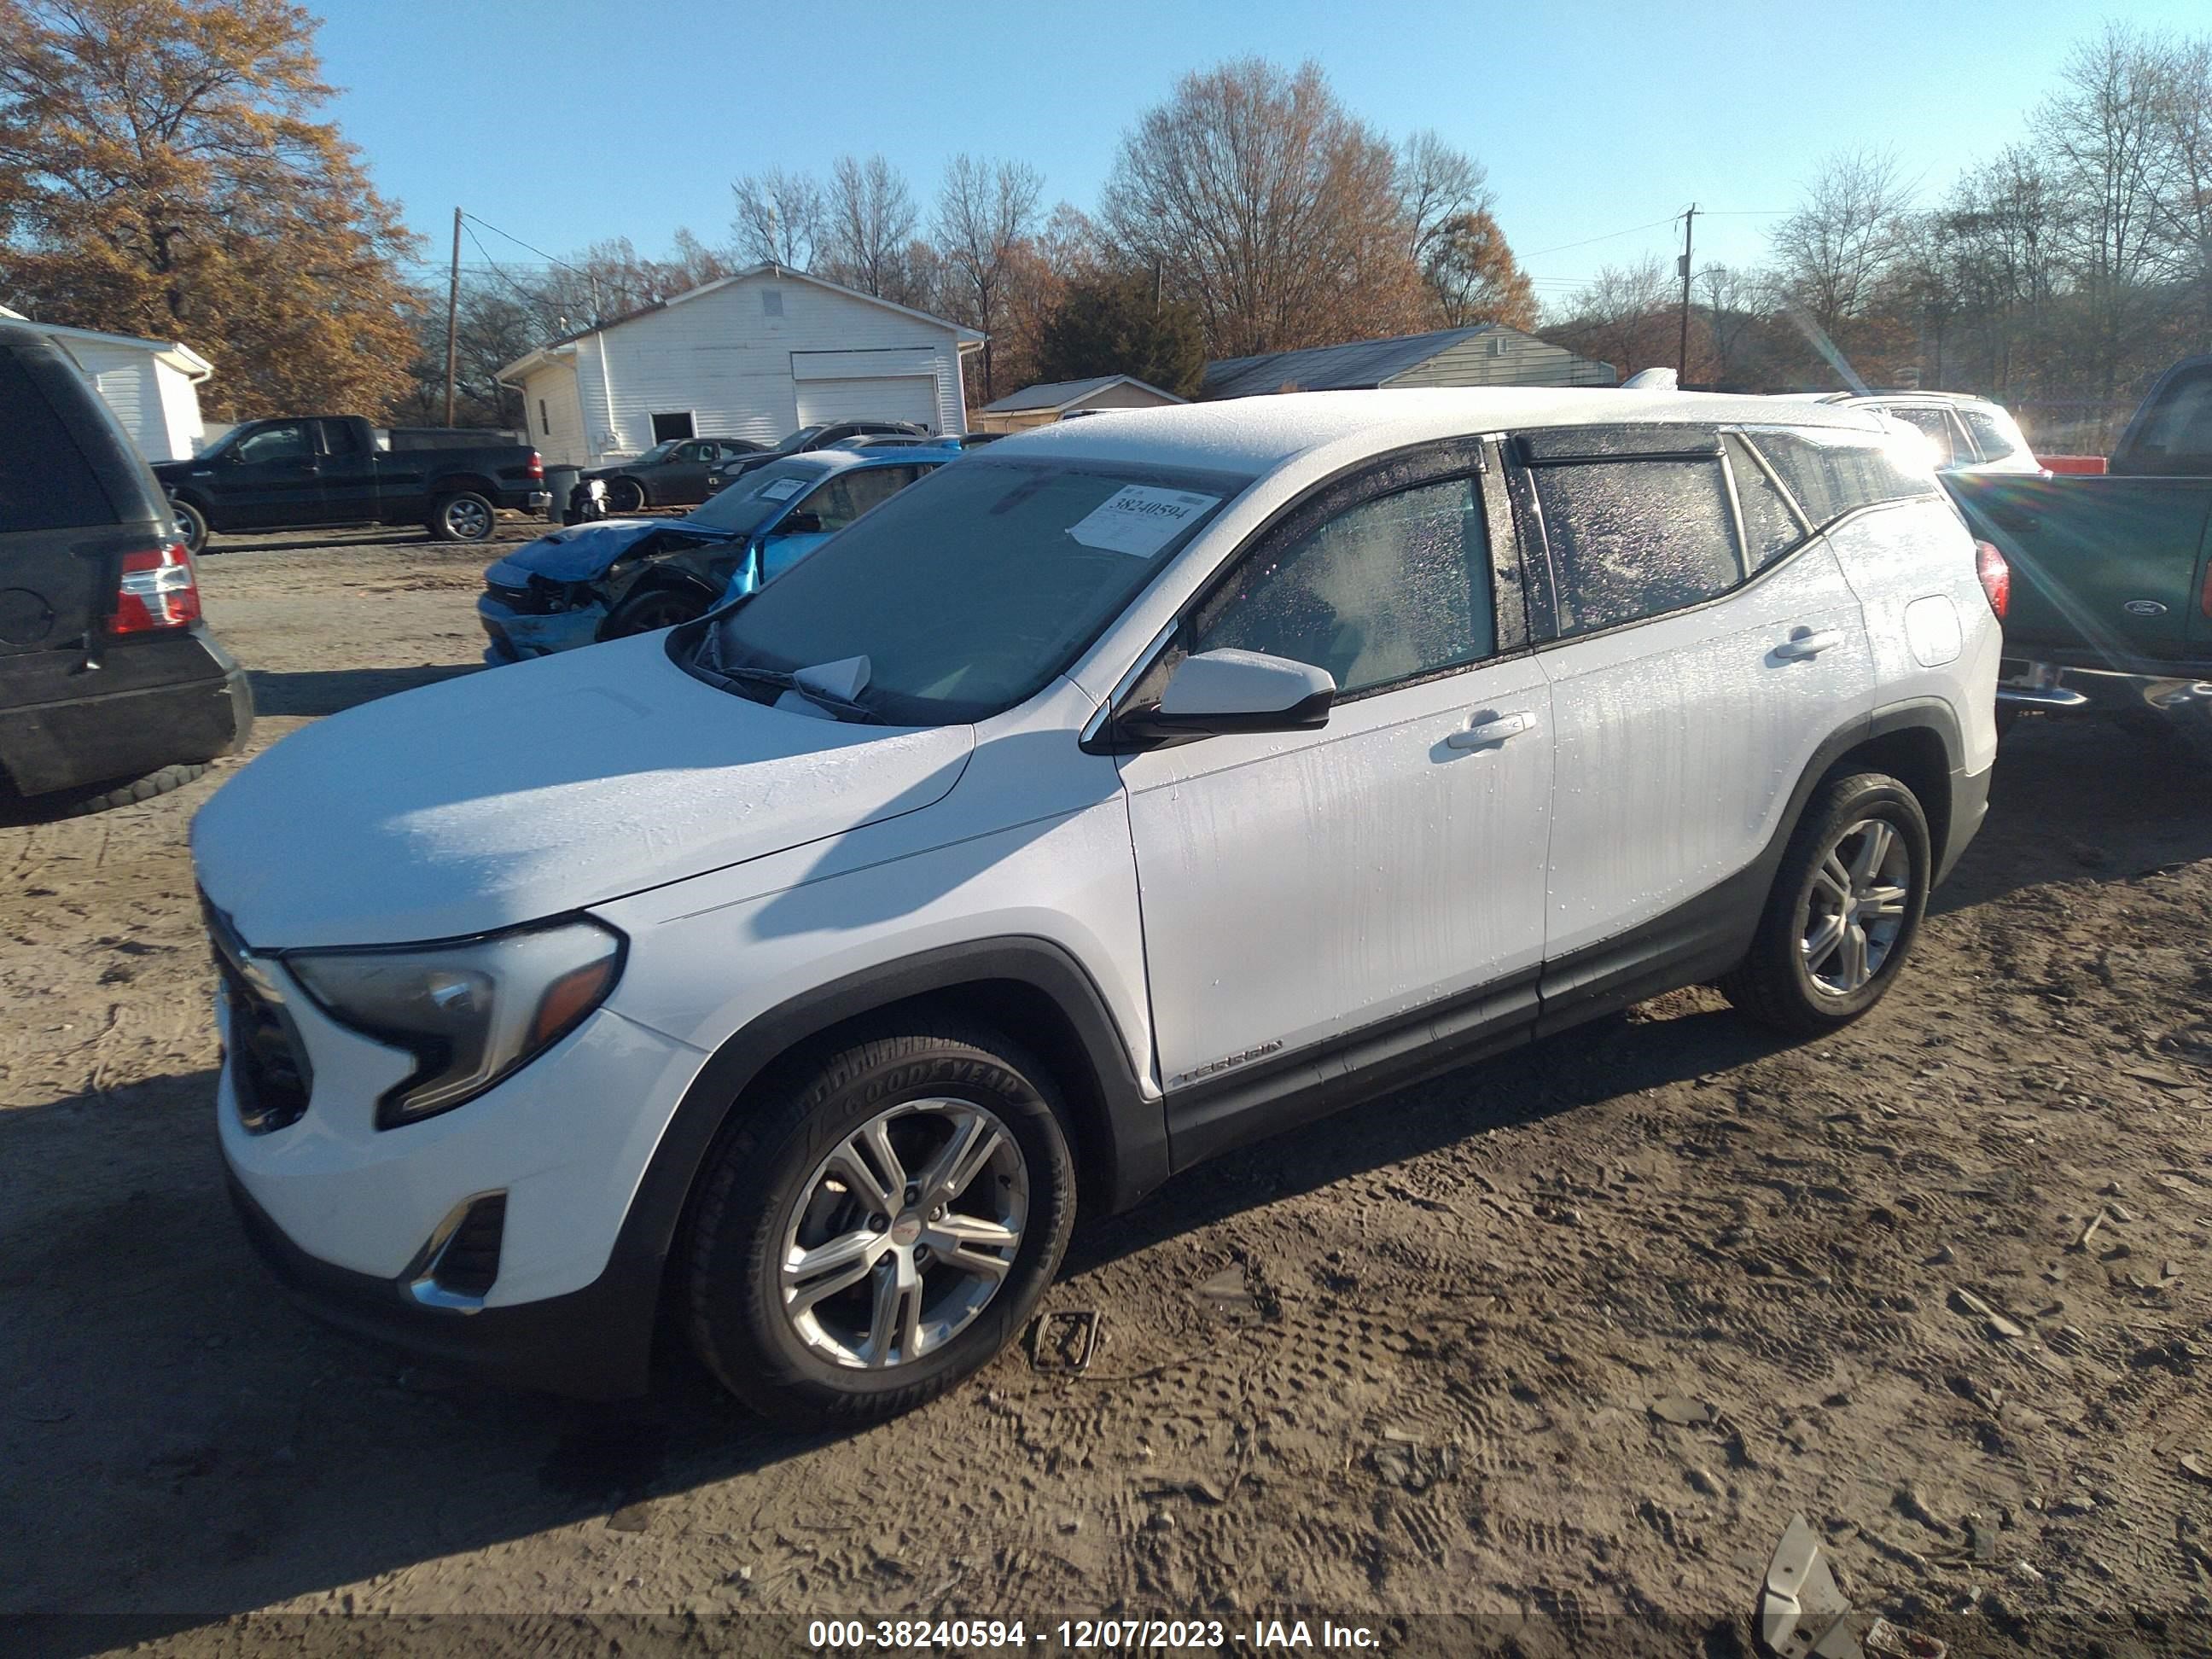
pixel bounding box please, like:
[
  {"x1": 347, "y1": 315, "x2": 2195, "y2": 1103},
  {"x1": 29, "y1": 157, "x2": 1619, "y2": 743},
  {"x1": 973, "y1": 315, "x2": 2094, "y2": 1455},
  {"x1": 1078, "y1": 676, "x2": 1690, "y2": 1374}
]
[
  {"x1": 155, "y1": 416, "x2": 547, "y2": 553},
  {"x1": 1946, "y1": 358, "x2": 2212, "y2": 728}
]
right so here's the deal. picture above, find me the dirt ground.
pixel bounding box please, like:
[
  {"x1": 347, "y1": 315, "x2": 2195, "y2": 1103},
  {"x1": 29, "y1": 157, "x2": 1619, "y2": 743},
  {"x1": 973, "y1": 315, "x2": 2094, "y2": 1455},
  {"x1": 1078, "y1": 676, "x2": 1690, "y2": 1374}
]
[{"x1": 3, "y1": 527, "x2": 2209, "y2": 1657}]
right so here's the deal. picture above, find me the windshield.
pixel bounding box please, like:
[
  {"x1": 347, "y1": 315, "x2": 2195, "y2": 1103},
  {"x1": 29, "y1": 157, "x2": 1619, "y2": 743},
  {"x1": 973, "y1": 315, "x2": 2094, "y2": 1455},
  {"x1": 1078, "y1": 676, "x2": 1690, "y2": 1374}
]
[
  {"x1": 690, "y1": 456, "x2": 1250, "y2": 725},
  {"x1": 687, "y1": 457, "x2": 833, "y2": 536},
  {"x1": 628, "y1": 440, "x2": 680, "y2": 466},
  {"x1": 771, "y1": 424, "x2": 828, "y2": 454}
]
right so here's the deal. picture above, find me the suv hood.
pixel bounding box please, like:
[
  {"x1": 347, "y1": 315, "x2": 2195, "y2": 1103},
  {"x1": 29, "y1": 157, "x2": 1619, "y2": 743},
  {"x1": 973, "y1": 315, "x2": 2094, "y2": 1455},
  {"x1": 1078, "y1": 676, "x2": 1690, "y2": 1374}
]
[
  {"x1": 192, "y1": 636, "x2": 975, "y2": 949},
  {"x1": 490, "y1": 518, "x2": 731, "y2": 584}
]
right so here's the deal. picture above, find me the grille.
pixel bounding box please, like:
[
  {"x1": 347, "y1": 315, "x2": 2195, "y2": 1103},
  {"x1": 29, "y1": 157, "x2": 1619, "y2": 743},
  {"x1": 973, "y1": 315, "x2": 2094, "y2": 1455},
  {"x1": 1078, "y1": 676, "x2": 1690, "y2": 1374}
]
[
  {"x1": 430, "y1": 1195, "x2": 506, "y2": 1298},
  {"x1": 204, "y1": 901, "x2": 312, "y2": 1135}
]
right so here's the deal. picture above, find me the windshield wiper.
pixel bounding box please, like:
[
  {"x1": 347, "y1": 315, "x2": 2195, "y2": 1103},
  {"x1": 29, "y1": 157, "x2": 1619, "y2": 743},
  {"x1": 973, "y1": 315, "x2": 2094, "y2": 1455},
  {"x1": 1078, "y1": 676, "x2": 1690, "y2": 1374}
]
[{"x1": 718, "y1": 663, "x2": 876, "y2": 723}]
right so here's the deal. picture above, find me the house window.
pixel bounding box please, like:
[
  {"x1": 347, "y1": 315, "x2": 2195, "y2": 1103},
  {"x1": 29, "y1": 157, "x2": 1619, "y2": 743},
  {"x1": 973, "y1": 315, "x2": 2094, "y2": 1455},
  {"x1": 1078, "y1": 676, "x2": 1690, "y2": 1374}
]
[
  {"x1": 761, "y1": 288, "x2": 783, "y2": 317},
  {"x1": 650, "y1": 411, "x2": 696, "y2": 443},
  {"x1": 538, "y1": 399, "x2": 550, "y2": 437}
]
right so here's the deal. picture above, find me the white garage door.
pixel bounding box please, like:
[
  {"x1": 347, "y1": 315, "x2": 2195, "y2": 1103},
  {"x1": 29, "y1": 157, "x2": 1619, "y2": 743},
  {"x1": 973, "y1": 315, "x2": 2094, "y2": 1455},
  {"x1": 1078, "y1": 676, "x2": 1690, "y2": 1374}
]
[{"x1": 795, "y1": 375, "x2": 939, "y2": 431}]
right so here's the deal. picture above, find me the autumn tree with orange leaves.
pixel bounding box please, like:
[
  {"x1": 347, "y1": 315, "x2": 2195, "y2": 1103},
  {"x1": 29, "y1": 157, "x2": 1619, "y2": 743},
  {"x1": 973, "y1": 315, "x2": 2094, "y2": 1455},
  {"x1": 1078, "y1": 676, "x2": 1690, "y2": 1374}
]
[{"x1": 0, "y1": 0, "x2": 421, "y2": 419}]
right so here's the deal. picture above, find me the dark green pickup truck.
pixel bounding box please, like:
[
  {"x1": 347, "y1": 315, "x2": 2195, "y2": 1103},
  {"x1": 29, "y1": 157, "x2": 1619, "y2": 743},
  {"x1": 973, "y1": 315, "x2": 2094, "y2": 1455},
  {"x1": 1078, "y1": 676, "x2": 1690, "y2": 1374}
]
[{"x1": 1946, "y1": 358, "x2": 2212, "y2": 725}]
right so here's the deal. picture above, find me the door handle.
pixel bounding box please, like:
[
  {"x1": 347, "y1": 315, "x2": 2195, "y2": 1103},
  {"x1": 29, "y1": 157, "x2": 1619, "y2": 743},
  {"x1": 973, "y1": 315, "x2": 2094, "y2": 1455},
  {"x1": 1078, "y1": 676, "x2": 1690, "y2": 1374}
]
[
  {"x1": 1773, "y1": 629, "x2": 1842, "y2": 661},
  {"x1": 1447, "y1": 711, "x2": 1534, "y2": 749}
]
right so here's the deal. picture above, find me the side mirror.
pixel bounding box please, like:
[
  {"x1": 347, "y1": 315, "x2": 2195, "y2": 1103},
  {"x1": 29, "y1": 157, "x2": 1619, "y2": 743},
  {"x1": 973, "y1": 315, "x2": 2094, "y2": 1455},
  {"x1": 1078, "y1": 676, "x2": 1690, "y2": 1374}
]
[
  {"x1": 777, "y1": 511, "x2": 824, "y2": 536},
  {"x1": 1126, "y1": 649, "x2": 1335, "y2": 741}
]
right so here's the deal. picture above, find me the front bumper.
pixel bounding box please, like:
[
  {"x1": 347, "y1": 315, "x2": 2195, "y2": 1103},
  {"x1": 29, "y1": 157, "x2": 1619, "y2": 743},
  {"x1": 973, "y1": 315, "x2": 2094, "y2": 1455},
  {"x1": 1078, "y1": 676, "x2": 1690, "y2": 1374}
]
[
  {"x1": 226, "y1": 1173, "x2": 661, "y2": 1399},
  {"x1": 215, "y1": 950, "x2": 707, "y2": 1395},
  {"x1": 476, "y1": 594, "x2": 608, "y2": 666}
]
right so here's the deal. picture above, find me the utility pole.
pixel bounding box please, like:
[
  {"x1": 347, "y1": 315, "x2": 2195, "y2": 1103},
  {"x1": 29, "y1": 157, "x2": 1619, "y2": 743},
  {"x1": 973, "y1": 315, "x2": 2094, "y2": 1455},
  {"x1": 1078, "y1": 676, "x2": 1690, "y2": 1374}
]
[
  {"x1": 444, "y1": 206, "x2": 463, "y2": 426},
  {"x1": 1676, "y1": 203, "x2": 1697, "y2": 382}
]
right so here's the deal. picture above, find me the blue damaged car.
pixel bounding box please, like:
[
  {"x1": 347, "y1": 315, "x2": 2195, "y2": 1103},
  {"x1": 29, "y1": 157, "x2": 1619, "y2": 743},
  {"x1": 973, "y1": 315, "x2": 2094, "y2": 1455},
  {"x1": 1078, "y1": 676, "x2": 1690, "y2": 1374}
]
[{"x1": 475, "y1": 448, "x2": 949, "y2": 663}]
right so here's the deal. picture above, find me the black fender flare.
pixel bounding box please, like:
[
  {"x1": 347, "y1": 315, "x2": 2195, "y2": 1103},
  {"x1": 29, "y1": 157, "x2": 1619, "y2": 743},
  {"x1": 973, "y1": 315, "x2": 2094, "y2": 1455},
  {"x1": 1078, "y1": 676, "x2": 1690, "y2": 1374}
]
[{"x1": 600, "y1": 936, "x2": 1165, "y2": 1293}]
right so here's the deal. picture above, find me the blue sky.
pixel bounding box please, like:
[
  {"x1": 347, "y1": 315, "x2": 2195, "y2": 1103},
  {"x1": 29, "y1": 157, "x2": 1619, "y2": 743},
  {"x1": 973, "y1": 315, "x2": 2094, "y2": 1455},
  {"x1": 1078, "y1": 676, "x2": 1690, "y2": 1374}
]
[{"x1": 314, "y1": 0, "x2": 2209, "y2": 309}]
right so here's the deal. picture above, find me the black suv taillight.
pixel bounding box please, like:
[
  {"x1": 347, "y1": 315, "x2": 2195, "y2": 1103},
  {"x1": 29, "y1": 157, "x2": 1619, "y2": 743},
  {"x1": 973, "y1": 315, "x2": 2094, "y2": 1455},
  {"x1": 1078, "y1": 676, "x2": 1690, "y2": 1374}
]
[{"x1": 113, "y1": 542, "x2": 200, "y2": 633}]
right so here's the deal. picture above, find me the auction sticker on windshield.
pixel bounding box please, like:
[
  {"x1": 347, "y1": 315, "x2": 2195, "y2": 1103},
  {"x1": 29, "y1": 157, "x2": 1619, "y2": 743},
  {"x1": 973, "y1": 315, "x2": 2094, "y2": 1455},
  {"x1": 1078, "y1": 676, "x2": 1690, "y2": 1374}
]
[
  {"x1": 759, "y1": 477, "x2": 809, "y2": 501},
  {"x1": 1067, "y1": 486, "x2": 1221, "y2": 556}
]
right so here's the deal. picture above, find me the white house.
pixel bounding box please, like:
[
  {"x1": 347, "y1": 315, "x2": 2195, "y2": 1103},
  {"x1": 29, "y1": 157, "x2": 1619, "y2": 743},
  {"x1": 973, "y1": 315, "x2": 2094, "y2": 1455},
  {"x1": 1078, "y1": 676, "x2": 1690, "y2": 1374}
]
[
  {"x1": 0, "y1": 304, "x2": 213, "y2": 462},
  {"x1": 496, "y1": 266, "x2": 985, "y2": 469}
]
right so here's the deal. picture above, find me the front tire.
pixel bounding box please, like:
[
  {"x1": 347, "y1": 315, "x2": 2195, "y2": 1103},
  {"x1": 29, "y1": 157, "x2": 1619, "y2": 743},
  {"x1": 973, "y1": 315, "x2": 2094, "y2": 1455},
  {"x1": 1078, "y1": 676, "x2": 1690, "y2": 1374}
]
[
  {"x1": 684, "y1": 1022, "x2": 1078, "y2": 1429},
  {"x1": 605, "y1": 477, "x2": 648, "y2": 515},
  {"x1": 599, "y1": 585, "x2": 710, "y2": 639},
  {"x1": 428, "y1": 492, "x2": 495, "y2": 543},
  {"x1": 1720, "y1": 771, "x2": 1931, "y2": 1036}
]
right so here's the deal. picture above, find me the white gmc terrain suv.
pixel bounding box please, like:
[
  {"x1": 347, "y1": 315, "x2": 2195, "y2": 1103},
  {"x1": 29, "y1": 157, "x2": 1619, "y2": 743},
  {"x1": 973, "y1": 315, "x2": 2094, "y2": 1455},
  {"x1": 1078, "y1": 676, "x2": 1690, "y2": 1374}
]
[{"x1": 194, "y1": 390, "x2": 2005, "y2": 1425}]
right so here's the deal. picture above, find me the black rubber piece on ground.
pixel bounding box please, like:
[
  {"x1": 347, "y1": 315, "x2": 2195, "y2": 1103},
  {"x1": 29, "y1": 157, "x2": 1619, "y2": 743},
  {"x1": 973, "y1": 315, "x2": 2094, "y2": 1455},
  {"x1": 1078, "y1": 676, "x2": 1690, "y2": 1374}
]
[
  {"x1": 1720, "y1": 769, "x2": 1931, "y2": 1037},
  {"x1": 32, "y1": 761, "x2": 212, "y2": 818},
  {"x1": 684, "y1": 1020, "x2": 1077, "y2": 1430}
]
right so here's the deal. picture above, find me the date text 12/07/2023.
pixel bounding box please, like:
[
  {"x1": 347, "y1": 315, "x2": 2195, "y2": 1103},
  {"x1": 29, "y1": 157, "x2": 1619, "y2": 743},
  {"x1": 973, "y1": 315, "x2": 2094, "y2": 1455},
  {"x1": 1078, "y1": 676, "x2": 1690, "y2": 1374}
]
[{"x1": 805, "y1": 1618, "x2": 1384, "y2": 1650}]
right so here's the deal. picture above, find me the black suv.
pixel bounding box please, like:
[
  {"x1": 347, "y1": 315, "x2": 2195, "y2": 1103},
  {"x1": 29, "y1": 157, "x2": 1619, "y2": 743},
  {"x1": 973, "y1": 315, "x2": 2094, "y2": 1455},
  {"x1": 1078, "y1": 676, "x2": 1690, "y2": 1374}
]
[{"x1": 0, "y1": 322, "x2": 253, "y2": 812}]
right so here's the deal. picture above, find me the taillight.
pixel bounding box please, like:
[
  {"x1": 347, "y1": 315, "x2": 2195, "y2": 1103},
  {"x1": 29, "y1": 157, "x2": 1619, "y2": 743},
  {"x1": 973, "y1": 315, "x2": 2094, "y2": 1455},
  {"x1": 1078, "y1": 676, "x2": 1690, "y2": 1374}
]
[
  {"x1": 1975, "y1": 538, "x2": 2010, "y2": 620},
  {"x1": 527, "y1": 450, "x2": 544, "y2": 480},
  {"x1": 113, "y1": 543, "x2": 201, "y2": 634}
]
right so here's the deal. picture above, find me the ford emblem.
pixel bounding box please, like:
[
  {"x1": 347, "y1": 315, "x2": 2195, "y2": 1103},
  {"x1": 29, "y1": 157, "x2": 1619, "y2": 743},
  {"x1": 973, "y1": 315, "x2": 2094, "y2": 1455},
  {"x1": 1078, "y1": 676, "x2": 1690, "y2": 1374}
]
[{"x1": 2122, "y1": 599, "x2": 2168, "y2": 616}]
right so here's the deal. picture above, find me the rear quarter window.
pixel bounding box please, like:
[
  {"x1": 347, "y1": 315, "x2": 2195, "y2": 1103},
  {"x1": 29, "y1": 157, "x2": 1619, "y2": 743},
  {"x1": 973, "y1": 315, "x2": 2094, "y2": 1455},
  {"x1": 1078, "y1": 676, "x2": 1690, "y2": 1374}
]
[
  {"x1": 1531, "y1": 456, "x2": 1741, "y2": 636},
  {"x1": 0, "y1": 348, "x2": 121, "y2": 534},
  {"x1": 1748, "y1": 428, "x2": 1937, "y2": 527}
]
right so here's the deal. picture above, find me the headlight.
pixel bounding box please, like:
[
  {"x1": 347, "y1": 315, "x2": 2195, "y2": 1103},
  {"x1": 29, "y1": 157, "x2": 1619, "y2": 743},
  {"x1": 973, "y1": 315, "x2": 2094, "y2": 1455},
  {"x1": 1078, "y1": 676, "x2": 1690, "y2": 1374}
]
[{"x1": 288, "y1": 917, "x2": 624, "y2": 1128}]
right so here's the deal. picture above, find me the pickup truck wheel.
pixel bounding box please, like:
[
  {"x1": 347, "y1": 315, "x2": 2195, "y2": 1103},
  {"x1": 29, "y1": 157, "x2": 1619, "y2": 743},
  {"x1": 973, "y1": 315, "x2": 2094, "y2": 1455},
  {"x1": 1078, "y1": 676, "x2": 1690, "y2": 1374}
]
[
  {"x1": 1720, "y1": 771, "x2": 1930, "y2": 1037},
  {"x1": 684, "y1": 1022, "x2": 1078, "y2": 1428},
  {"x1": 605, "y1": 477, "x2": 647, "y2": 514},
  {"x1": 601, "y1": 586, "x2": 708, "y2": 638},
  {"x1": 171, "y1": 498, "x2": 210, "y2": 556},
  {"x1": 429, "y1": 492, "x2": 495, "y2": 543}
]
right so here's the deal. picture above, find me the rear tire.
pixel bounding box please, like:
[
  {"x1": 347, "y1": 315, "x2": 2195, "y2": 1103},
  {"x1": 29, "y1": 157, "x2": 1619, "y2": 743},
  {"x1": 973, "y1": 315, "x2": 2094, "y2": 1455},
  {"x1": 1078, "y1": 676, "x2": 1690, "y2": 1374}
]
[
  {"x1": 684, "y1": 1022, "x2": 1078, "y2": 1429},
  {"x1": 428, "y1": 492, "x2": 495, "y2": 543},
  {"x1": 1720, "y1": 771, "x2": 1931, "y2": 1036},
  {"x1": 172, "y1": 498, "x2": 210, "y2": 556}
]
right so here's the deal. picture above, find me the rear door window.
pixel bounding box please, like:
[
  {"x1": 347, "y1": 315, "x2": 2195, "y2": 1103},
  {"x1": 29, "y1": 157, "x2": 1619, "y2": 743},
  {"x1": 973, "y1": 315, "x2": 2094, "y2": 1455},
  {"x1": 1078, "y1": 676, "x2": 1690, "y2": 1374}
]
[
  {"x1": 318, "y1": 420, "x2": 364, "y2": 456},
  {"x1": 1530, "y1": 457, "x2": 1740, "y2": 637},
  {"x1": 1880, "y1": 405, "x2": 1962, "y2": 466},
  {"x1": 1749, "y1": 429, "x2": 1938, "y2": 527},
  {"x1": 1956, "y1": 406, "x2": 2025, "y2": 463},
  {"x1": 0, "y1": 349, "x2": 119, "y2": 533}
]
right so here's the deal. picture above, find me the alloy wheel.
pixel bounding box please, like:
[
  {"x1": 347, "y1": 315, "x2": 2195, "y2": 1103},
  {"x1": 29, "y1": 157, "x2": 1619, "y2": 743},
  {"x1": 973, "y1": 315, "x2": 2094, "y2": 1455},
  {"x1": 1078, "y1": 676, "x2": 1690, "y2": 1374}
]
[
  {"x1": 777, "y1": 1098, "x2": 1028, "y2": 1370},
  {"x1": 1801, "y1": 817, "x2": 1912, "y2": 996},
  {"x1": 443, "y1": 497, "x2": 492, "y2": 539}
]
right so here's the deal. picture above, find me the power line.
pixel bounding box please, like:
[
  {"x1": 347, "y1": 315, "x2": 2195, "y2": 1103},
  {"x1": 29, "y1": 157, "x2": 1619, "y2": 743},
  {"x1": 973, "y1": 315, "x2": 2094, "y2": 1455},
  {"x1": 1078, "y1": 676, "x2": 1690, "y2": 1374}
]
[
  {"x1": 1518, "y1": 216, "x2": 1679, "y2": 258},
  {"x1": 461, "y1": 212, "x2": 595, "y2": 280}
]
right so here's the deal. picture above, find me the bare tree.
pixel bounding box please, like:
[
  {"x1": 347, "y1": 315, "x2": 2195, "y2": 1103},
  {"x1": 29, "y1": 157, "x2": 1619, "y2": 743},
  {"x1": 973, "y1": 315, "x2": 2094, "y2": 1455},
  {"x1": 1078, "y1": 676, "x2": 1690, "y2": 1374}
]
[
  {"x1": 1546, "y1": 256, "x2": 1675, "y2": 381},
  {"x1": 1771, "y1": 148, "x2": 1916, "y2": 335},
  {"x1": 1395, "y1": 129, "x2": 1493, "y2": 269},
  {"x1": 1696, "y1": 263, "x2": 1767, "y2": 387},
  {"x1": 818, "y1": 154, "x2": 917, "y2": 298},
  {"x1": 2151, "y1": 35, "x2": 2212, "y2": 334},
  {"x1": 932, "y1": 154, "x2": 1044, "y2": 398},
  {"x1": 2035, "y1": 24, "x2": 2181, "y2": 398},
  {"x1": 731, "y1": 167, "x2": 823, "y2": 268},
  {"x1": 1100, "y1": 58, "x2": 1428, "y2": 360}
]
